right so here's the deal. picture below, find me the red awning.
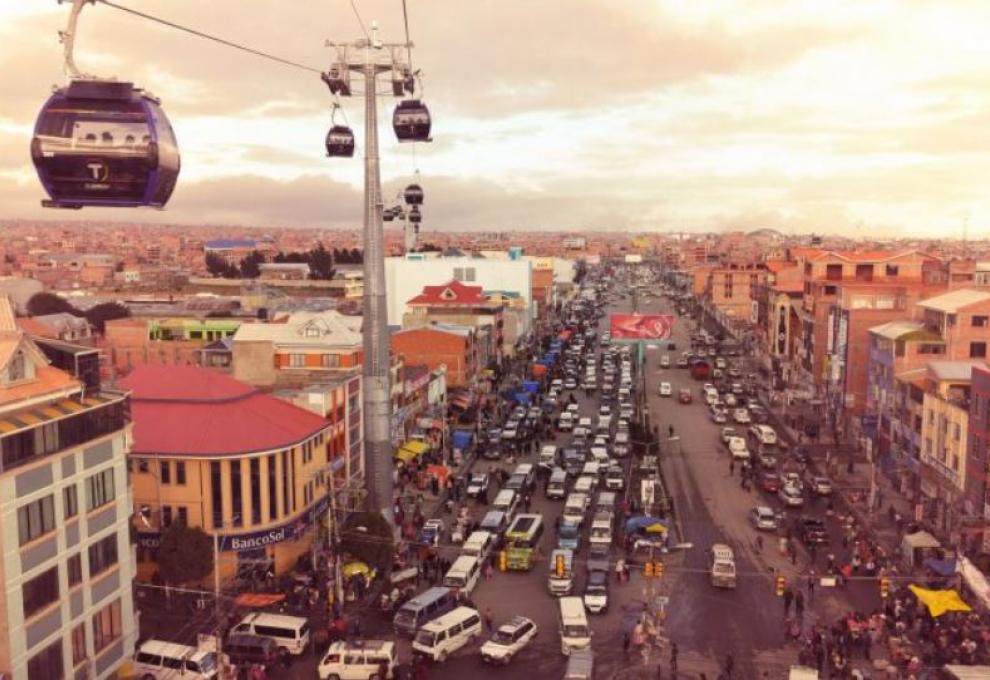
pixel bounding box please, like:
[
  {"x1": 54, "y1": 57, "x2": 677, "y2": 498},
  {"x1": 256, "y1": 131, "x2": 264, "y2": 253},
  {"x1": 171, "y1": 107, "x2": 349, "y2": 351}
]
[{"x1": 233, "y1": 593, "x2": 286, "y2": 608}]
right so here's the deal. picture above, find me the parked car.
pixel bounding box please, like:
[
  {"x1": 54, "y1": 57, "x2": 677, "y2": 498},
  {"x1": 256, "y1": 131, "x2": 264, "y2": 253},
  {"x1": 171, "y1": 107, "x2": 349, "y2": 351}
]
[
  {"x1": 727, "y1": 437, "x2": 750, "y2": 460},
  {"x1": 467, "y1": 472, "x2": 490, "y2": 499},
  {"x1": 778, "y1": 486, "x2": 804, "y2": 507},
  {"x1": 812, "y1": 477, "x2": 833, "y2": 496},
  {"x1": 733, "y1": 408, "x2": 751, "y2": 424},
  {"x1": 479, "y1": 616, "x2": 538, "y2": 665},
  {"x1": 760, "y1": 472, "x2": 782, "y2": 493},
  {"x1": 658, "y1": 382, "x2": 672, "y2": 397}
]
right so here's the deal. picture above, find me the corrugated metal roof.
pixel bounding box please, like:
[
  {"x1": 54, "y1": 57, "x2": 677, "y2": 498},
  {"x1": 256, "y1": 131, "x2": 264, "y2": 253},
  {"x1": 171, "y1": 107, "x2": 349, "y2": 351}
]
[
  {"x1": 927, "y1": 361, "x2": 987, "y2": 382},
  {"x1": 918, "y1": 289, "x2": 990, "y2": 312},
  {"x1": 868, "y1": 320, "x2": 925, "y2": 340}
]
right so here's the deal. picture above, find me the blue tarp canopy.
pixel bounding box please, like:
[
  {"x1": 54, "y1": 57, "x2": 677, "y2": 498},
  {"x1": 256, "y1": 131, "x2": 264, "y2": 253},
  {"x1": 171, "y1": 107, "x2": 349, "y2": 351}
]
[
  {"x1": 924, "y1": 558, "x2": 958, "y2": 577},
  {"x1": 624, "y1": 516, "x2": 670, "y2": 535},
  {"x1": 513, "y1": 392, "x2": 532, "y2": 405},
  {"x1": 451, "y1": 430, "x2": 473, "y2": 450},
  {"x1": 523, "y1": 380, "x2": 540, "y2": 393}
]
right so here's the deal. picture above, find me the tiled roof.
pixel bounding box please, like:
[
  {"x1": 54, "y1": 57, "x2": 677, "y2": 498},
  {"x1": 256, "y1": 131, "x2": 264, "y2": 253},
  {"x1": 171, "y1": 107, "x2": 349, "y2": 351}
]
[
  {"x1": 233, "y1": 311, "x2": 362, "y2": 347},
  {"x1": 119, "y1": 366, "x2": 329, "y2": 456},
  {"x1": 407, "y1": 280, "x2": 488, "y2": 306}
]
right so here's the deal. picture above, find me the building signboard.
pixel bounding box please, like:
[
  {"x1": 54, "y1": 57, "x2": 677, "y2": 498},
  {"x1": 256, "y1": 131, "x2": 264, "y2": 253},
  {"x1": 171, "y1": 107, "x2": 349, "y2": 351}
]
[{"x1": 609, "y1": 314, "x2": 674, "y2": 340}]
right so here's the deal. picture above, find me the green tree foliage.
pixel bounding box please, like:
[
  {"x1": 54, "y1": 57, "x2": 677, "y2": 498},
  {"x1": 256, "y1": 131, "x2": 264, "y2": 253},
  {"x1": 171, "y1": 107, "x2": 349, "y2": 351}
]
[
  {"x1": 308, "y1": 243, "x2": 335, "y2": 280},
  {"x1": 340, "y1": 511, "x2": 394, "y2": 574},
  {"x1": 84, "y1": 302, "x2": 130, "y2": 335},
  {"x1": 205, "y1": 252, "x2": 229, "y2": 278},
  {"x1": 238, "y1": 250, "x2": 266, "y2": 279},
  {"x1": 26, "y1": 292, "x2": 80, "y2": 317},
  {"x1": 156, "y1": 523, "x2": 215, "y2": 585}
]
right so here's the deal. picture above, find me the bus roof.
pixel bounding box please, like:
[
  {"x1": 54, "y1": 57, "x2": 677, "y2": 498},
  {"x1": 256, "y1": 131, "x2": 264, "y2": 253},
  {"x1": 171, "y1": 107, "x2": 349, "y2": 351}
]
[{"x1": 506, "y1": 513, "x2": 543, "y2": 536}]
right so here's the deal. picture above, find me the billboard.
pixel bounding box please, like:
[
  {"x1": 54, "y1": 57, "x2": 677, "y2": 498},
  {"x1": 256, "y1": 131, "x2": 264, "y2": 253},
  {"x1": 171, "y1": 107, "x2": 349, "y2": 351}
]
[
  {"x1": 610, "y1": 314, "x2": 674, "y2": 340},
  {"x1": 624, "y1": 254, "x2": 643, "y2": 264}
]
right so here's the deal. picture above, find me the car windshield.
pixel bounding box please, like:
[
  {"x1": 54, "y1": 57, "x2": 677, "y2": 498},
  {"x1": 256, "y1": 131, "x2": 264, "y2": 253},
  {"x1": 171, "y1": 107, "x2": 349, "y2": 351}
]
[
  {"x1": 414, "y1": 630, "x2": 436, "y2": 646},
  {"x1": 491, "y1": 629, "x2": 515, "y2": 644},
  {"x1": 564, "y1": 625, "x2": 589, "y2": 638},
  {"x1": 560, "y1": 525, "x2": 578, "y2": 538},
  {"x1": 189, "y1": 654, "x2": 217, "y2": 674}
]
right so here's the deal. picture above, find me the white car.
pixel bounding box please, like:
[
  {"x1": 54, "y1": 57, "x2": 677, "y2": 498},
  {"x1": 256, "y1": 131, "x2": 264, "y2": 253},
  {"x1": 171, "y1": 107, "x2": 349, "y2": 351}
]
[
  {"x1": 598, "y1": 404, "x2": 612, "y2": 418},
  {"x1": 727, "y1": 436, "x2": 750, "y2": 460},
  {"x1": 778, "y1": 485, "x2": 804, "y2": 507},
  {"x1": 750, "y1": 506, "x2": 778, "y2": 531},
  {"x1": 710, "y1": 409, "x2": 727, "y2": 424},
  {"x1": 658, "y1": 382, "x2": 672, "y2": 397},
  {"x1": 723, "y1": 393, "x2": 737, "y2": 407},
  {"x1": 480, "y1": 616, "x2": 538, "y2": 665},
  {"x1": 733, "y1": 408, "x2": 751, "y2": 424}
]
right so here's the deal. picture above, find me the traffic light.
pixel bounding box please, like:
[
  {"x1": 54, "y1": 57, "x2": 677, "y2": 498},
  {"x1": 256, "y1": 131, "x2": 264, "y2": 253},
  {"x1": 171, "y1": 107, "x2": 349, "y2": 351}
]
[
  {"x1": 880, "y1": 577, "x2": 890, "y2": 599},
  {"x1": 555, "y1": 553, "x2": 566, "y2": 577},
  {"x1": 499, "y1": 550, "x2": 507, "y2": 572},
  {"x1": 775, "y1": 575, "x2": 786, "y2": 597},
  {"x1": 654, "y1": 560, "x2": 665, "y2": 578},
  {"x1": 644, "y1": 561, "x2": 655, "y2": 578}
]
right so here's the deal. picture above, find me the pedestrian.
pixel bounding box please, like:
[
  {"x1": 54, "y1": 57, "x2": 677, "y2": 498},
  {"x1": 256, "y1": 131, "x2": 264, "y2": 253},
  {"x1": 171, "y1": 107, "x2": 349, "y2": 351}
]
[
  {"x1": 806, "y1": 572, "x2": 816, "y2": 601},
  {"x1": 795, "y1": 591, "x2": 805, "y2": 618},
  {"x1": 623, "y1": 631, "x2": 631, "y2": 654},
  {"x1": 729, "y1": 458, "x2": 735, "y2": 476},
  {"x1": 483, "y1": 606, "x2": 494, "y2": 632},
  {"x1": 670, "y1": 642, "x2": 678, "y2": 675},
  {"x1": 783, "y1": 587, "x2": 793, "y2": 616}
]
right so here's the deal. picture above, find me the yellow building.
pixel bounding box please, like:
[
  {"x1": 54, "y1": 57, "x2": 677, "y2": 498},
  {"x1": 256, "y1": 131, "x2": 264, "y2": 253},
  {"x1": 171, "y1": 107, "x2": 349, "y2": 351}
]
[
  {"x1": 118, "y1": 366, "x2": 335, "y2": 583},
  {"x1": 919, "y1": 361, "x2": 983, "y2": 530}
]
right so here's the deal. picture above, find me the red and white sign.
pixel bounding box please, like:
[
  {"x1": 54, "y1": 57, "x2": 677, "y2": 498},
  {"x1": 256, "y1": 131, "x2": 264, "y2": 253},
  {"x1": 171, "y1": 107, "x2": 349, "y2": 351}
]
[{"x1": 609, "y1": 314, "x2": 674, "y2": 340}]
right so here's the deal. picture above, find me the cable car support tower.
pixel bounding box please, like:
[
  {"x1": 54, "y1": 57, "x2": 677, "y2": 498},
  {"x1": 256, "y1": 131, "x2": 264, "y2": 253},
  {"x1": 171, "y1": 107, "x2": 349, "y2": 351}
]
[{"x1": 323, "y1": 24, "x2": 426, "y2": 524}]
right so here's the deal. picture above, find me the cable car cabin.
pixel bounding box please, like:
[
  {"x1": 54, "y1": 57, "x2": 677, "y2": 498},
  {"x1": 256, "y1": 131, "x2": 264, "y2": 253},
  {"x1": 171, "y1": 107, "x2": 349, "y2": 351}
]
[
  {"x1": 392, "y1": 100, "x2": 432, "y2": 142},
  {"x1": 31, "y1": 80, "x2": 179, "y2": 209},
  {"x1": 383, "y1": 208, "x2": 396, "y2": 222},
  {"x1": 325, "y1": 125, "x2": 355, "y2": 158},
  {"x1": 404, "y1": 183, "x2": 424, "y2": 205},
  {"x1": 408, "y1": 206, "x2": 422, "y2": 224}
]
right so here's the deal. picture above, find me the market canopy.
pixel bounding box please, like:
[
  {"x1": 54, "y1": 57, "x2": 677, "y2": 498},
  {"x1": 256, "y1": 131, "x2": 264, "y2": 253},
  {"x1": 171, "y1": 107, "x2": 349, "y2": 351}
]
[
  {"x1": 909, "y1": 585, "x2": 972, "y2": 617},
  {"x1": 451, "y1": 430, "x2": 473, "y2": 450},
  {"x1": 233, "y1": 593, "x2": 285, "y2": 608},
  {"x1": 395, "y1": 440, "x2": 429, "y2": 462},
  {"x1": 624, "y1": 516, "x2": 669, "y2": 535}
]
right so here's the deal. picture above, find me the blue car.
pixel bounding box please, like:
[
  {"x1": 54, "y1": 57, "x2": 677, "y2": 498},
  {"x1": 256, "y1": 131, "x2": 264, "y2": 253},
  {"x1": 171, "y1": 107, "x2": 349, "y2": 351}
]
[{"x1": 557, "y1": 520, "x2": 581, "y2": 551}]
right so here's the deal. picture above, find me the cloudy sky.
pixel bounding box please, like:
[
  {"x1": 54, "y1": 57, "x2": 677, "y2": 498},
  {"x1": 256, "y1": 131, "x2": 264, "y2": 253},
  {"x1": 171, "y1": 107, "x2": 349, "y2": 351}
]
[{"x1": 1, "y1": 0, "x2": 989, "y2": 236}]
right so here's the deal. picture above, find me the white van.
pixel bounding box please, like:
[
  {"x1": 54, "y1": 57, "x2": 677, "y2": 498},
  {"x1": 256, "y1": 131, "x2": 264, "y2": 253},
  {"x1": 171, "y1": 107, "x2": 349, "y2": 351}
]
[
  {"x1": 492, "y1": 489, "x2": 519, "y2": 521},
  {"x1": 231, "y1": 612, "x2": 310, "y2": 655},
  {"x1": 412, "y1": 606, "x2": 483, "y2": 662},
  {"x1": 442, "y1": 555, "x2": 482, "y2": 596},
  {"x1": 563, "y1": 493, "x2": 588, "y2": 526},
  {"x1": 546, "y1": 468, "x2": 569, "y2": 500},
  {"x1": 538, "y1": 445, "x2": 558, "y2": 471},
  {"x1": 461, "y1": 531, "x2": 494, "y2": 561},
  {"x1": 513, "y1": 463, "x2": 536, "y2": 489},
  {"x1": 574, "y1": 475, "x2": 596, "y2": 496},
  {"x1": 134, "y1": 639, "x2": 218, "y2": 680},
  {"x1": 710, "y1": 543, "x2": 737, "y2": 589},
  {"x1": 589, "y1": 517, "x2": 613, "y2": 549},
  {"x1": 558, "y1": 597, "x2": 592, "y2": 655},
  {"x1": 317, "y1": 640, "x2": 397, "y2": 680}
]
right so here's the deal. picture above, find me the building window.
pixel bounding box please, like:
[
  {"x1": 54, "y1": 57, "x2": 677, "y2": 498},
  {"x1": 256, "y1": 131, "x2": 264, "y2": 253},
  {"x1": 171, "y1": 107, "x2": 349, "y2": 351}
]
[
  {"x1": 86, "y1": 468, "x2": 115, "y2": 511},
  {"x1": 290, "y1": 353, "x2": 305, "y2": 368},
  {"x1": 321, "y1": 354, "x2": 340, "y2": 368},
  {"x1": 68, "y1": 553, "x2": 83, "y2": 587},
  {"x1": 7, "y1": 351, "x2": 26, "y2": 382},
  {"x1": 23, "y1": 566, "x2": 59, "y2": 618},
  {"x1": 161, "y1": 505, "x2": 173, "y2": 528},
  {"x1": 211, "y1": 461, "x2": 223, "y2": 529},
  {"x1": 27, "y1": 639, "x2": 63, "y2": 680},
  {"x1": 18, "y1": 495, "x2": 56, "y2": 546},
  {"x1": 71, "y1": 622, "x2": 87, "y2": 665},
  {"x1": 176, "y1": 461, "x2": 186, "y2": 485},
  {"x1": 88, "y1": 534, "x2": 118, "y2": 577},
  {"x1": 33, "y1": 422, "x2": 59, "y2": 455},
  {"x1": 824, "y1": 285, "x2": 837, "y2": 296},
  {"x1": 971, "y1": 342, "x2": 987, "y2": 359},
  {"x1": 250, "y1": 458, "x2": 261, "y2": 525},
  {"x1": 176, "y1": 506, "x2": 188, "y2": 526},
  {"x1": 268, "y1": 455, "x2": 277, "y2": 522},
  {"x1": 973, "y1": 316, "x2": 988, "y2": 328},
  {"x1": 92, "y1": 599, "x2": 122, "y2": 653},
  {"x1": 160, "y1": 460, "x2": 171, "y2": 484},
  {"x1": 138, "y1": 459, "x2": 149, "y2": 473},
  {"x1": 230, "y1": 460, "x2": 243, "y2": 528},
  {"x1": 64, "y1": 485, "x2": 78, "y2": 520},
  {"x1": 281, "y1": 450, "x2": 290, "y2": 516}
]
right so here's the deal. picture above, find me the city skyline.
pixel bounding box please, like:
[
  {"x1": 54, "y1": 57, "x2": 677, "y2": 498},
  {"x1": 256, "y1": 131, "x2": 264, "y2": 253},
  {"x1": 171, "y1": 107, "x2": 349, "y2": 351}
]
[{"x1": 1, "y1": 1, "x2": 989, "y2": 237}]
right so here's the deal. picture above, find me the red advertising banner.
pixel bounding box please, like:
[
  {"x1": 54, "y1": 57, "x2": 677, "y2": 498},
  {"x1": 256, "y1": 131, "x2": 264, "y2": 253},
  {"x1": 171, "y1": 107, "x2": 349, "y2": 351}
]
[{"x1": 609, "y1": 314, "x2": 674, "y2": 340}]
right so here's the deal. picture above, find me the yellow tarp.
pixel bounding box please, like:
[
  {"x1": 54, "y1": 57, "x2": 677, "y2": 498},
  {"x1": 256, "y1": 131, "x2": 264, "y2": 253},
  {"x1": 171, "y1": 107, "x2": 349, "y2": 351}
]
[
  {"x1": 395, "y1": 440, "x2": 429, "y2": 462},
  {"x1": 909, "y1": 585, "x2": 972, "y2": 617}
]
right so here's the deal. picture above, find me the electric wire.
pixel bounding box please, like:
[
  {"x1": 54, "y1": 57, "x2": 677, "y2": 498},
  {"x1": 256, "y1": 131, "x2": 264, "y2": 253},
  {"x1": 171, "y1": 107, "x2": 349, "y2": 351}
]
[
  {"x1": 347, "y1": 0, "x2": 371, "y2": 40},
  {"x1": 400, "y1": 0, "x2": 413, "y2": 70},
  {"x1": 96, "y1": 0, "x2": 323, "y2": 74}
]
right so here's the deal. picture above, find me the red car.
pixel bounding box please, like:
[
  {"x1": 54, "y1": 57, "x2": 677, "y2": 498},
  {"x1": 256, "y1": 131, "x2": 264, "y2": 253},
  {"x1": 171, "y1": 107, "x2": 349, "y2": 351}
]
[
  {"x1": 761, "y1": 472, "x2": 782, "y2": 493},
  {"x1": 678, "y1": 388, "x2": 693, "y2": 404}
]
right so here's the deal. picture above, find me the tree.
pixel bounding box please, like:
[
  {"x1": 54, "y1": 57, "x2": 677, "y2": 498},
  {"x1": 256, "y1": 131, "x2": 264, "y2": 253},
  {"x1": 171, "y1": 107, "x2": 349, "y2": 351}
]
[
  {"x1": 205, "y1": 252, "x2": 229, "y2": 278},
  {"x1": 156, "y1": 523, "x2": 214, "y2": 585},
  {"x1": 222, "y1": 262, "x2": 241, "y2": 279},
  {"x1": 340, "y1": 511, "x2": 394, "y2": 574},
  {"x1": 26, "y1": 292, "x2": 79, "y2": 317},
  {"x1": 308, "y1": 242, "x2": 335, "y2": 280},
  {"x1": 239, "y1": 250, "x2": 266, "y2": 279},
  {"x1": 84, "y1": 302, "x2": 130, "y2": 335},
  {"x1": 349, "y1": 248, "x2": 363, "y2": 264}
]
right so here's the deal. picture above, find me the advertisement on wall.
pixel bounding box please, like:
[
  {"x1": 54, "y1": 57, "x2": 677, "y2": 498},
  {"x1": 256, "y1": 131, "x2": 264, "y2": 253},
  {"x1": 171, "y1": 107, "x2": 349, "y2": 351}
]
[{"x1": 609, "y1": 314, "x2": 674, "y2": 340}]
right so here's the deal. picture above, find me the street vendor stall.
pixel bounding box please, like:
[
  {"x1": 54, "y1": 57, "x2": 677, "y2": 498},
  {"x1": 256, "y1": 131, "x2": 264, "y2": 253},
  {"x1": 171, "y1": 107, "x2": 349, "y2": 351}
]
[
  {"x1": 901, "y1": 530, "x2": 941, "y2": 568},
  {"x1": 395, "y1": 440, "x2": 429, "y2": 465}
]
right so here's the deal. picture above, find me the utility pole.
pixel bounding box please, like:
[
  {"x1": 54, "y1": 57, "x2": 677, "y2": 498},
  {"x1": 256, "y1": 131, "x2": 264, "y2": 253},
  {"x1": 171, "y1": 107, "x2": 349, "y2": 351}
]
[{"x1": 325, "y1": 26, "x2": 416, "y2": 523}]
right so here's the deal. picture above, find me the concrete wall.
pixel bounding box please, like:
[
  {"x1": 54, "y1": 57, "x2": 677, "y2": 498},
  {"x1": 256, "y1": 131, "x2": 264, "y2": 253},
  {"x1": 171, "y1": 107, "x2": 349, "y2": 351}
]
[{"x1": 232, "y1": 340, "x2": 276, "y2": 387}]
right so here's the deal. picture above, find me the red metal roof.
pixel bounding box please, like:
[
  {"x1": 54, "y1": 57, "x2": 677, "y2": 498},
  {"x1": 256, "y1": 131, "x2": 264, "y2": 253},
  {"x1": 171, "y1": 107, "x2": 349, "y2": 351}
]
[
  {"x1": 407, "y1": 279, "x2": 488, "y2": 306},
  {"x1": 119, "y1": 366, "x2": 328, "y2": 456}
]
